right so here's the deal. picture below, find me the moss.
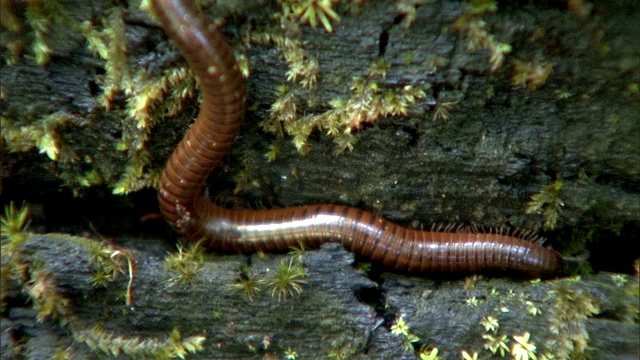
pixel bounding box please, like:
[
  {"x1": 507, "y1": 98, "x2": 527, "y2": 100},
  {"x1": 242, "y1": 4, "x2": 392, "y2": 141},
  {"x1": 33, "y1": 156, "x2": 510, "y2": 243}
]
[
  {"x1": 545, "y1": 279, "x2": 600, "y2": 359},
  {"x1": 267, "y1": 257, "x2": 308, "y2": 301},
  {"x1": 452, "y1": 0, "x2": 510, "y2": 72},
  {"x1": 511, "y1": 58, "x2": 553, "y2": 91},
  {"x1": 73, "y1": 326, "x2": 205, "y2": 359},
  {"x1": 1, "y1": 112, "x2": 80, "y2": 162},
  {"x1": 81, "y1": 4, "x2": 199, "y2": 195},
  {"x1": 263, "y1": 75, "x2": 428, "y2": 155},
  {"x1": 1, "y1": 0, "x2": 69, "y2": 66},
  {"x1": 1, "y1": 203, "x2": 206, "y2": 358},
  {"x1": 391, "y1": 315, "x2": 421, "y2": 351},
  {"x1": 164, "y1": 241, "x2": 206, "y2": 286},
  {"x1": 230, "y1": 264, "x2": 265, "y2": 301},
  {"x1": 280, "y1": 0, "x2": 341, "y2": 33},
  {"x1": 248, "y1": 24, "x2": 320, "y2": 89},
  {"x1": 526, "y1": 180, "x2": 565, "y2": 231}
]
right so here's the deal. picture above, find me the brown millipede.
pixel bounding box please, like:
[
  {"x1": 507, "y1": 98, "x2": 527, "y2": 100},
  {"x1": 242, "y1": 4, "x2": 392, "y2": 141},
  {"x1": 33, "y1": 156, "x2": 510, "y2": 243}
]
[{"x1": 151, "y1": 0, "x2": 563, "y2": 278}]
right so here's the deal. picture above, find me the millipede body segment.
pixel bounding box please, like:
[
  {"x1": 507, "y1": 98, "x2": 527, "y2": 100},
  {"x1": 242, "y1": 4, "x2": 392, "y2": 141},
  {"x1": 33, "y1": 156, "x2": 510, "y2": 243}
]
[{"x1": 151, "y1": 0, "x2": 563, "y2": 278}]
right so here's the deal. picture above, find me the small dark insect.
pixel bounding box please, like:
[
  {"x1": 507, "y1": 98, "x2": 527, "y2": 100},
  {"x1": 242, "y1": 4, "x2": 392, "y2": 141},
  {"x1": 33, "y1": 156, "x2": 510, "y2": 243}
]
[{"x1": 151, "y1": 0, "x2": 563, "y2": 279}]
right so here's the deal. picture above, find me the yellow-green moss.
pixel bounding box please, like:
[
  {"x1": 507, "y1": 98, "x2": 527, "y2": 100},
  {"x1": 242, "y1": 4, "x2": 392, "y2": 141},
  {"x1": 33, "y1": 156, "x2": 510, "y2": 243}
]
[
  {"x1": 1, "y1": 113, "x2": 80, "y2": 161},
  {"x1": 81, "y1": 5, "x2": 199, "y2": 195},
  {"x1": 73, "y1": 326, "x2": 205, "y2": 359},
  {"x1": 263, "y1": 75, "x2": 428, "y2": 155},
  {"x1": 1, "y1": 204, "x2": 206, "y2": 358},
  {"x1": 452, "y1": 0, "x2": 511, "y2": 72},
  {"x1": 164, "y1": 242, "x2": 206, "y2": 286},
  {"x1": 267, "y1": 257, "x2": 308, "y2": 301},
  {"x1": 279, "y1": 0, "x2": 341, "y2": 33},
  {"x1": 230, "y1": 264, "x2": 265, "y2": 301},
  {"x1": 526, "y1": 180, "x2": 565, "y2": 231},
  {"x1": 545, "y1": 280, "x2": 600, "y2": 359}
]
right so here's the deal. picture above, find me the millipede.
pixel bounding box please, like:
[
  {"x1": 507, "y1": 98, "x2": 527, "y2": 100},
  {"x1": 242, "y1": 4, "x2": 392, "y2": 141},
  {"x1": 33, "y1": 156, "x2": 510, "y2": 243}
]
[{"x1": 150, "y1": 0, "x2": 563, "y2": 279}]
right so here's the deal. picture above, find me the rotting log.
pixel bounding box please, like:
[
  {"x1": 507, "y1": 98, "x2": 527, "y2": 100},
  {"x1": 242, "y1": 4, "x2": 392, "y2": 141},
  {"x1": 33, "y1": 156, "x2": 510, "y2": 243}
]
[{"x1": 1, "y1": 233, "x2": 638, "y2": 359}]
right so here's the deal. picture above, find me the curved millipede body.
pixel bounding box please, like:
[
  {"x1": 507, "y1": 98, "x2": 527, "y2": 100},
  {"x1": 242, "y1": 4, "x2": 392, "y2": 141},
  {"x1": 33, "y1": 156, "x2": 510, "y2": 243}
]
[{"x1": 151, "y1": 0, "x2": 563, "y2": 278}]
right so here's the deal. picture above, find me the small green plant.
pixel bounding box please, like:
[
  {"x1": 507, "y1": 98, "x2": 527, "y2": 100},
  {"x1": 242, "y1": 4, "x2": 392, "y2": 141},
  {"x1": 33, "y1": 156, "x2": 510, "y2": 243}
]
[
  {"x1": 267, "y1": 258, "x2": 307, "y2": 301},
  {"x1": 74, "y1": 325, "x2": 205, "y2": 359},
  {"x1": 25, "y1": 269, "x2": 71, "y2": 323},
  {"x1": 88, "y1": 243, "x2": 136, "y2": 306},
  {"x1": 480, "y1": 315, "x2": 499, "y2": 333},
  {"x1": 482, "y1": 333, "x2": 510, "y2": 357},
  {"x1": 511, "y1": 332, "x2": 537, "y2": 360},
  {"x1": 164, "y1": 241, "x2": 206, "y2": 286},
  {"x1": 1, "y1": 201, "x2": 30, "y2": 248},
  {"x1": 526, "y1": 180, "x2": 564, "y2": 230},
  {"x1": 547, "y1": 283, "x2": 599, "y2": 358},
  {"x1": 461, "y1": 350, "x2": 479, "y2": 360},
  {"x1": 231, "y1": 266, "x2": 265, "y2": 301},
  {"x1": 284, "y1": 346, "x2": 298, "y2": 360},
  {"x1": 419, "y1": 346, "x2": 442, "y2": 360},
  {"x1": 391, "y1": 315, "x2": 420, "y2": 350},
  {"x1": 281, "y1": 0, "x2": 341, "y2": 33}
]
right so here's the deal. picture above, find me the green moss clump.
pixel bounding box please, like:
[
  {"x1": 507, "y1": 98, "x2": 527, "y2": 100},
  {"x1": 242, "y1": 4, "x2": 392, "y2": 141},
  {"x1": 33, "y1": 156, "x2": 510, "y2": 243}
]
[
  {"x1": 545, "y1": 280, "x2": 600, "y2": 358},
  {"x1": 526, "y1": 180, "x2": 565, "y2": 231},
  {"x1": 74, "y1": 326, "x2": 205, "y2": 359}
]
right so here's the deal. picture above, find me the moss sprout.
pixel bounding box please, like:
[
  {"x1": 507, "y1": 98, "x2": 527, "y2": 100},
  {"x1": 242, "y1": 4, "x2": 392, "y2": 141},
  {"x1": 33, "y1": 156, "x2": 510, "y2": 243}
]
[
  {"x1": 1, "y1": 201, "x2": 31, "y2": 247},
  {"x1": 479, "y1": 315, "x2": 499, "y2": 333},
  {"x1": 230, "y1": 265, "x2": 265, "y2": 301},
  {"x1": 526, "y1": 180, "x2": 564, "y2": 231},
  {"x1": 452, "y1": 0, "x2": 511, "y2": 72},
  {"x1": 419, "y1": 346, "x2": 442, "y2": 360},
  {"x1": 280, "y1": 0, "x2": 341, "y2": 33},
  {"x1": 23, "y1": 0, "x2": 67, "y2": 66},
  {"x1": 25, "y1": 269, "x2": 71, "y2": 323},
  {"x1": 248, "y1": 27, "x2": 320, "y2": 89},
  {"x1": 482, "y1": 333, "x2": 510, "y2": 357},
  {"x1": 284, "y1": 346, "x2": 299, "y2": 360},
  {"x1": 267, "y1": 257, "x2": 307, "y2": 301},
  {"x1": 164, "y1": 242, "x2": 206, "y2": 286},
  {"x1": 395, "y1": 0, "x2": 426, "y2": 29},
  {"x1": 511, "y1": 332, "x2": 537, "y2": 360},
  {"x1": 391, "y1": 315, "x2": 420, "y2": 351},
  {"x1": 88, "y1": 242, "x2": 136, "y2": 306}
]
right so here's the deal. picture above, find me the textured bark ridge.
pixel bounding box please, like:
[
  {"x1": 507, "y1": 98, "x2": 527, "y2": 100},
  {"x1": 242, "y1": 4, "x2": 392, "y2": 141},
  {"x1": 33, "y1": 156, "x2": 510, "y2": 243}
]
[
  {"x1": 1, "y1": 1, "x2": 638, "y2": 359},
  {"x1": 2, "y1": 234, "x2": 638, "y2": 359}
]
